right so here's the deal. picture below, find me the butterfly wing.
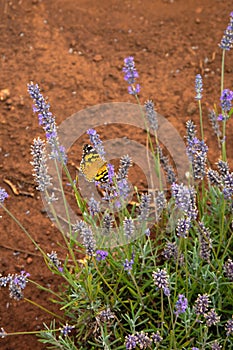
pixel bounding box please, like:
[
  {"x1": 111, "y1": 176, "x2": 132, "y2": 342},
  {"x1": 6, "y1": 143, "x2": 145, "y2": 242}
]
[{"x1": 80, "y1": 144, "x2": 108, "y2": 182}]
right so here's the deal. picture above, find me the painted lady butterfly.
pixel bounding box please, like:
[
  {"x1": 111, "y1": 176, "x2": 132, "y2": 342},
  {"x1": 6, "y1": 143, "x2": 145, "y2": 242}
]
[{"x1": 80, "y1": 144, "x2": 108, "y2": 183}]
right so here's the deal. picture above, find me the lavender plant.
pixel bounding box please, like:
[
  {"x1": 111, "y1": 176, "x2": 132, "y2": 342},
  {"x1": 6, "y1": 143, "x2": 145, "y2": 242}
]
[{"x1": 0, "y1": 12, "x2": 233, "y2": 350}]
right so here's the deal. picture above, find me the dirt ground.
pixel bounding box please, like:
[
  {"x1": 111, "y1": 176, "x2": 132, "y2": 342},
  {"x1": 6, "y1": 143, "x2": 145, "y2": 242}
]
[{"x1": 0, "y1": 0, "x2": 233, "y2": 349}]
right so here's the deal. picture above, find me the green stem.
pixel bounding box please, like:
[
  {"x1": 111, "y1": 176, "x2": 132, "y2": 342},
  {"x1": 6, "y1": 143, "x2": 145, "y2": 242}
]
[
  {"x1": 217, "y1": 199, "x2": 226, "y2": 256},
  {"x1": 54, "y1": 159, "x2": 72, "y2": 235},
  {"x1": 1, "y1": 204, "x2": 46, "y2": 258},
  {"x1": 180, "y1": 318, "x2": 198, "y2": 345},
  {"x1": 168, "y1": 296, "x2": 176, "y2": 349},
  {"x1": 130, "y1": 272, "x2": 144, "y2": 306},
  {"x1": 161, "y1": 289, "x2": 164, "y2": 334},
  {"x1": 24, "y1": 298, "x2": 64, "y2": 320},
  {"x1": 93, "y1": 259, "x2": 131, "y2": 313},
  {"x1": 28, "y1": 279, "x2": 63, "y2": 300},
  {"x1": 1, "y1": 328, "x2": 60, "y2": 336}
]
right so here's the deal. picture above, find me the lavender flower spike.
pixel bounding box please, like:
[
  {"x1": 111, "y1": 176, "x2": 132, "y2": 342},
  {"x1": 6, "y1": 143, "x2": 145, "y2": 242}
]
[
  {"x1": 96, "y1": 250, "x2": 108, "y2": 261},
  {"x1": 0, "y1": 188, "x2": 8, "y2": 204},
  {"x1": 31, "y1": 137, "x2": 52, "y2": 192},
  {"x1": 79, "y1": 221, "x2": 96, "y2": 257},
  {"x1": 60, "y1": 323, "x2": 75, "y2": 337},
  {"x1": 122, "y1": 56, "x2": 140, "y2": 95},
  {"x1": 195, "y1": 74, "x2": 203, "y2": 100},
  {"x1": 204, "y1": 309, "x2": 221, "y2": 327},
  {"x1": 138, "y1": 193, "x2": 151, "y2": 221},
  {"x1": 28, "y1": 82, "x2": 57, "y2": 142},
  {"x1": 219, "y1": 12, "x2": 233, "y2": 51},
  {"x1": 87, "y1": 129, "x2": 105, "y2": 158},
  {"x1": 123, "y1": 257, "x2": 134, "y2": 272},
  {"x1": 221, "y1": 89, "x2": 233, "y2": 110},
  {"x1": 171, "y1": 183, "x2": 197, "y2": 219},
  {"x1": 123, "y1": 56, "x2": 139, "y2": 84},
  {"x1": 88, "y1": 194, "x2": 101, "y2": 216},
  {"x1": 152, "y1": 268, "x2": 170, "y2": 295},
  {"x1": 194, "y1": 293, "x2": 210, "y2": 315},
  {"x1": 28, "y1": 82, "x2": 67, "y2": 163},
  {"x1": 123, "y1": 217, "x2": 135, "y2": 239},
  {"x1": 175, "y1": 294, "x2": 188, "y2": 315},
  {"x1": 225, "y1": 317, "x2": 233, "y2": 336},
  {"x1": 144, "y1": 100, "x2": 158, "y2": 131},
  {"x1": 116, "y1": 154, "x2": 132, "y2": 180}
]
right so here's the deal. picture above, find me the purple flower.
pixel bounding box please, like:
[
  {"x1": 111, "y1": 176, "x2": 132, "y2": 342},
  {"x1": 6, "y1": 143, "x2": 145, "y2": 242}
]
[
  {"x1": 223, "y1": 258, "x2": 233, "y2": 281},
  {"x1": 138, "y1": 193, "x2": 151, "y2": 221},
  {"x1": 204, "y1": 309, "x2": 220, "y2": 327},
  {"x1": 88, "y1": 195, "x2": 101, "y2": 216},
  {"x1": 96, "y1": 250, "x2": 108, "y2": 261},
  {"x1": 101, "y1": 213, "x2": 113, "y2": 236},
  {"x1": 125, "y1": 334, "x2": 137, "y2": 349},
  {"x1": 186, "y1": 120, "x2": 197, "y2": 141},
  {"x1": 123, "y1": 56, "x2": 139, "y2": 84},
  {"x1": 217, "y1": 159, "x2": 230, "y2": 176},
  {"x1": 47, "y1": 251, "x2": 62, "y2": 269},
  {"x1": 208, "y1": 110, "x2": 221, "y2": 137},
  {"x1": 211, "y1": 340, "x2": 222, "y2": 350},
  {"x1": 78, "y1": 221, "x2": 96, "y2": 257},
  {"x1": 198, "y1": 221, "x2": 212, "y2": 262},
  {"x1": 97, "y1": 308, "x2": 115, "y2": 323},
  {"x1": 144, "y1": 228, "x2": 150, "y2": 237},
  {"x1": 123, "y1": 217, "x2": 135, "y2": 239},
  {"x1": 87, "y1": 129, "x2": 105, "y2": 158},
  {"x1": 163, "y1": 242, "x2": 178, "y2": 261},
  {"x1": 122, "y1": 56, "x2": 140, "y2": 95},
  {"x1": 0, "y1": 188, "x2": 8, "y2": 204},
  {"x1": 207, "y1": 168, "x2": 222, "y2": 187},
  {"x1": 207, "y1": 161, "x2": 233, "y2": 199},
  {"x1": 60, "y1": 323, "x2": 75, "y2": 337},
  {"x1": 151, "y1": 330, "x2": 163, "y2": 344},
  {"x1": 28, "y1": 83, "x2": 67, "y2": 162},
  {"x1": 125, "y1": 331, "x2": 153, "y2": 349},
  {"x1": 0, "y1": 271, "x2": 30, "y2": 301},
  {"x1": 152, "y1": 268, "x2": 170, "y2": 295},
  {"x1": 117, "y1": 178, "x2": 131, "y2": 200},
  {"x1": 50, "y1": 145, "x2": 67, "y2": 164},
  {"x1": 107, "y1": 163, "x2": 115, "y2": 184},
  {"x1": 220, "y1": 89, "x2": 233, "y2": 113},
  {"x1": 194, "y1": 293, "x2": 210, "y2": 316},
  {"x1": 13, "y1": 271, "x2": 30, "y2": 290},
  {"x1": 123, "y1": 256, "x2": 134, "y2": 272},
  {"x1": 186, "y1": 136, "x2": 208, "y2": 180},
  {"x1": 195, "y1": 74, "x2": 203, "y2": 100},
  {"x1": 171, "y1": 183, "x2": 197, "y2": 219},
  {"x1": 175, "y1": 294, "x2": 188, "y2": 315},
  {"x1": 225, "y1": 317, "x2": 233, "y2": 336},
  {"x1": 9, "y1": 282, "x2": 23, "y2": 300},
  {"x1": 176, "y1": 216, "x2": 191, "y2": 238},
  {"x1": 31, "y1": 137, "x2": 52, "y2": 192},
  {"x1": 128, "y1": 84, "x2": 140, "y2": 95},
  {"x1": 219, "y1": 12, "x2": 233, "y2": 50},
  {"x1": 0, "y1": 274, "x2": 12, "y2": 287},
  {"x1": 116, "y1": 155, "x2": 132, "y2": 180},
  {"x1": 28, "y1": 83, "x2": 57, "y2": 141},
  {"x1": 144, "y1": 100, "x2": 158, "y2": 131},
  {"x1": 135, "y1": 331, "x2": 152, "y2": 348}
]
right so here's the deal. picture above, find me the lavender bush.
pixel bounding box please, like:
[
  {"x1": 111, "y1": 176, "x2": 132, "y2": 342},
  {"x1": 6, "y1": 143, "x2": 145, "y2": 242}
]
[{"x1": 0, "y1": 12, "x2": 233, "y2": 350}]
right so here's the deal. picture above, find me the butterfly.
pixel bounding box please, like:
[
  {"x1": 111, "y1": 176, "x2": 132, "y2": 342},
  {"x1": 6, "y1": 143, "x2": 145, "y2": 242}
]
[{"x1": 80, "y1": 144, "x2": 109, "y2": 183}]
